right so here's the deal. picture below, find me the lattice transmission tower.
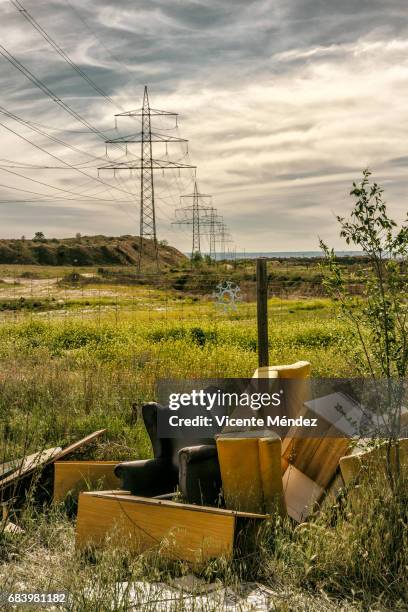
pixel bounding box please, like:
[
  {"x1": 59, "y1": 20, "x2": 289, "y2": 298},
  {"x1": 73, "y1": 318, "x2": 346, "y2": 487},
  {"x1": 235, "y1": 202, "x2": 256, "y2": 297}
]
[
  {"x1": 217, "y1": 221, "x2": 233, "y2": 260},
  {"x1": 98, "y1": 86, "x2": 196, "y2": 270},
  {"x1": 200, "y1": 208, "x2": 224, "y2": 261},
  {"x1": 173, "y1": 180, "x2": 213, "y2": 258}
]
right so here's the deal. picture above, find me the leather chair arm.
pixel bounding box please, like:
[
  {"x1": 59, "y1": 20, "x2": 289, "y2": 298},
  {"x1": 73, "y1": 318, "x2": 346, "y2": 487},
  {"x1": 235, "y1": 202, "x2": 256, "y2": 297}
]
[{"x1": 178, "y1": 444, "x2": 218, "y2": 464}]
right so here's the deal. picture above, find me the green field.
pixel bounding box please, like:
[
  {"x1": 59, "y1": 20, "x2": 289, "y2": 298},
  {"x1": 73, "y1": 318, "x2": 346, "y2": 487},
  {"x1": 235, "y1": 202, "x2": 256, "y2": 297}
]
[
  {"x1": 0, "y1": 291, "x2": 355, "y2": 460},
  {"x1": 0, "y1": 267, "x2": 406, "y2": 611}
]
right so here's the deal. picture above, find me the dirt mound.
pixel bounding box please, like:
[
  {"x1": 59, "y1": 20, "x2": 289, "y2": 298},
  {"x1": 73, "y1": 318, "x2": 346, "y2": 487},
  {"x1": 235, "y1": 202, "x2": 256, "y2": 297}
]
[{"x1": 0, "y1": 235, "x2": 187, "y2": 267}]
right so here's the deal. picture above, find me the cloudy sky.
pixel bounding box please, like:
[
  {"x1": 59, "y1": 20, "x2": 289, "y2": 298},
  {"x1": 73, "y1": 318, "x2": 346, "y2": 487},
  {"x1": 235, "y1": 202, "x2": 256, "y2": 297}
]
[{"x1": 1, "y1": 0, "x2": 408, "y2": 252}]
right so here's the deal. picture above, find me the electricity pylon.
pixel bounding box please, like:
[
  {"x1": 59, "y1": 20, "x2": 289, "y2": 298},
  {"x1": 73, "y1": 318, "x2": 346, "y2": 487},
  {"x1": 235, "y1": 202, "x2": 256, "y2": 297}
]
[
  {"x1": 173, "y1": 180, "x2": 213, "y2": 258},
  {"x1": 200, "y1": 208, "x2": 224, "y2": 261},
  {"x1": 98, "y1": 86, "x2": 196, "y2": 270},
  {"x1": 217, "y1": 221, "x2": 233, "y2": 260}
]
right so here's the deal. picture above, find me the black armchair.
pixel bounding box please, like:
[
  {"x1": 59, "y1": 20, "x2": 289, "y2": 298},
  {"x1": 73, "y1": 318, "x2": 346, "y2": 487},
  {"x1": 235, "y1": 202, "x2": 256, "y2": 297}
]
[{"x1": 114, "y1": 402, "x2": 222, "y2": 506}]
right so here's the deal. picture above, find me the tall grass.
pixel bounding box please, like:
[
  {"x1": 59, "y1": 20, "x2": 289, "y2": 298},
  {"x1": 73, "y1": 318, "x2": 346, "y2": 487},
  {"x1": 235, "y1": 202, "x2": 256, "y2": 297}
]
[{"x1": 1, "y1": 297, "x2": 405, "y2": 609}]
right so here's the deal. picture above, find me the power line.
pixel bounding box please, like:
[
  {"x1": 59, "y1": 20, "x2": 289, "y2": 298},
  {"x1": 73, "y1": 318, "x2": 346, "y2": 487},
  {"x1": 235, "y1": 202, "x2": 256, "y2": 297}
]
[
  {"x1": 10, "y1": 0, "x2": 117, "y2": 107},
  {"x1": 65, "y1": 0, "x2": 136, "y2": 81},
  {"x1": 0, "y1": 164, "x2": 122, "y2": 202},
  {"x1": 0, "y1": 45, "x2": 109, "y2": 140},
  {"x1": 0, "y1": 109, "x2": 137, "y2": 199}
]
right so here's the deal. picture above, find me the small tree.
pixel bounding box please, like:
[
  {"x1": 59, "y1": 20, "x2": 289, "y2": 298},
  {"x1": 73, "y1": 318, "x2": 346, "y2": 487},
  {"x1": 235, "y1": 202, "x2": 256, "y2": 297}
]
[
  {"x1": 191, "y1": 251, "x2": 203, "y2": 266},
  {"x1": 320, "y1": 169, "x2": 408, "y2": 490},
  {"x1": 33, "y1": 231, "x2": 45, "y2": 242}
]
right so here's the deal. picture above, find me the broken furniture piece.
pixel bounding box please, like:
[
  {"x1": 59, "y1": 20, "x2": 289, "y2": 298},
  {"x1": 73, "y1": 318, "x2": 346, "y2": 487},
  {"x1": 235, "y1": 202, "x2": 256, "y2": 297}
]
[
  {"x1": 282, "y1": 465, "x2": 324, "y2": 522},
  {"x1": 0, "y1": 430, "x2": 106, "y2": 504},
  {"x1": 215, "y1": 431, "x2": 284, "y2": 514},
  {"x1": 53, "y1": 460, "x2": 120, "y2": 503},
  {"x1": 253, "y1": 360, "x2": 311, "y2": 424},
  {"x1": 114, "y1": 402, "x2": 222, "y2": 506},
  {"x1": 1, "y1": 499, "x2": 25, "y2": 536},
  {"x1": 76, "y1": 490, "x2": 267, "y2": 562},
  {"x1": 340, "y1": 437, "x2": 408, "y2": 485}
]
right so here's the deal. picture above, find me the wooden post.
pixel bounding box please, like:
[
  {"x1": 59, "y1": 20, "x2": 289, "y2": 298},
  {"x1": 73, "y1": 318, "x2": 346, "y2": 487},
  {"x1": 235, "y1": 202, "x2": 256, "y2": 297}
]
[{"x1": 256, "y1": 257, "x2": 269, "y2": 368}]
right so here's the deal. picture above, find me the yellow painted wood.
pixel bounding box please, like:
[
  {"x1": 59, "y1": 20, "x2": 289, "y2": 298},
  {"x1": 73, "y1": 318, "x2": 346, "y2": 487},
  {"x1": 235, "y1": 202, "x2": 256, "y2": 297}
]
[
  {"x1": 254, "y1": 361, "x2": 311, "y2": 421},
  {"x1": 53, "y1": 461, "x2": 120, "y2": 502},
  {"x1": 258, "y1": 437, "x2": 285, "y2": 514},
  {"x1": 216, "y1": 435, "x2": 285, "y2": 514},
  {"x1": 76, "y1": 491, "x2": 243, "y2": 562},
  {"x1": 253, "y1": 361, "x2": 311, "y2": 379},
  {"x1": 284, "y1": 436, "x2": 350, "y2": 489},
  {"x1": 216, "y1": 437, "x2": 263, "y2": 513},
  {"x1": 340, "y1": 438, "x2": 408, "y2": 485}
]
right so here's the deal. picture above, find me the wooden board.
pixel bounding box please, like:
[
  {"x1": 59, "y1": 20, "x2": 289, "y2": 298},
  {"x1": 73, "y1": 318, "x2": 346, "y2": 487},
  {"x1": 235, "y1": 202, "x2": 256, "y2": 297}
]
[
  {"x1": 0, "y1": 447, "x2": 61, "y2": 489},
  {"x1": 282, "y1": 465, "x2": 324, "y2": 523},
  {"x1": 282, "y1": 393, "x2": 354, "y2": 489},
  {"x1": 53, "y1": 461, "x2": 120, "y2": 503},
  {"x1": 340, "y1": 437, "x2": 408, "y2": 485},
  {"x1": 76, "y1": 491, "x2": 267, "y2": 563},
  {"x1": 284, "y1": 436, "x2": 350, "y2": 489},
  {"x1": 0, "y1": 430, "x2": 106, "y2": 491},
  {"x1": 1, "y1": 459, "x2": 21, "y2": 481},
  {"x1": 53, "y1": 429, "x2": 106, "y2": 462}
]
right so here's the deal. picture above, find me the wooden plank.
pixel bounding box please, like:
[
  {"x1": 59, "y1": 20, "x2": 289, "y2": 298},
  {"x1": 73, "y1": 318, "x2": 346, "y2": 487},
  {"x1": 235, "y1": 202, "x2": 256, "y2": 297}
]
[
  {"x1": 216, "y1": 437, "x2": 264, "y2": 513},
  {"x1": 282, "y1": 465, "x2": 324, "y2": 523},
  {"x1": 53, "y1": 461, "x2": 120, "y2": 503},
  {"x1": 0, "y1": 430, "x2": 106, "y2": 491},
  {"x1": 76, "y1": 492, "x2": 237, "y2": 562},
  {"x1": 286, "y1": 436, "x2": 350, "y2": 489},
  {"x1": 282, "y1": 393, "x2": 355, "y2": 489},
  {"x1": 340, "y1": 437, "x2": 408, "y2": 485},
  {"x1": 83, "y1": 491, "x2": 268, "y2": 519},
  {"x1": 0, "y1": 447, "x2": 61, "y2": 489},
  {"x1": 53, "y1": 429, "x2": 106, "y2": 461},
  {"x1": 1, "y1": 460, "x2": 19, "y2": 481}
]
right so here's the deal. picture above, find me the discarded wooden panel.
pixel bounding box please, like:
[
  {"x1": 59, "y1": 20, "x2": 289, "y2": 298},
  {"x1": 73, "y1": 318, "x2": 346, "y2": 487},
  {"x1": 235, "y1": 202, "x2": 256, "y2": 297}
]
[
  {"x1": 216, "y1": 437, "x2": 263, "y2": 513},
  {"x1": 340, "y1": 438, "x2": 408, "y2": 485},
  {"x1": 284, "y1": 435, "x2": 351, "y2": 489},
  {"x1": 2, "y1": 521, "x2": 24, "y2": 535},
  {"x1": 53, "y1": 461, "x2": 120, "y2": 503},
  {"x1": 282, "y1": 393, "x2": 356, "y2": 489},
  {"x1": 0, "y1": 430, "x2": 106, "y2": 492},
  {"x1": 282, "y1": 465, "x2": 324, "y2": 523},
  {"x1": 53, "y1": 429, "x2": 106, "y2": 462},
  {"x1": 0, "y1": 447, "x2": 62, "y2": 490},
  {"x1": 1, "y1": 459, "x2": 23, "y2": 481},
  {"x1": 76, "y1": 491, "x2": 267, "y2": 563},
  {"x1": 258, "y1": 437, "x2": 285, "y2": 514}
]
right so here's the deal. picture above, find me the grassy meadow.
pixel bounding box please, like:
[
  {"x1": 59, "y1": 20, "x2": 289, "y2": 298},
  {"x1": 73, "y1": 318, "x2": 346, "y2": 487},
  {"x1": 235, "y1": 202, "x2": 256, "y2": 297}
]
[{"x1": 0, "y1": 263, "x2": 406, "y2": 610}]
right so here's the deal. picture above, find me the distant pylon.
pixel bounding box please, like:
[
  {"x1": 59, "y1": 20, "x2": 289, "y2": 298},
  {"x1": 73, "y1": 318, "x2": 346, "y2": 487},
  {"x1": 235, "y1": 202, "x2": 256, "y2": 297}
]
[
  {"x1": 173, "y1": 180, "x2": 212, "y2": 258},
  {"x1": 217, "y1": 221, "x2": 233, "y2": 260},
  {"x1": 98, "y1": 86, "x2": 196, "y2": 271},
  {"x1": 200, "y1": 208, "x2": 223, "y2": 260}
]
